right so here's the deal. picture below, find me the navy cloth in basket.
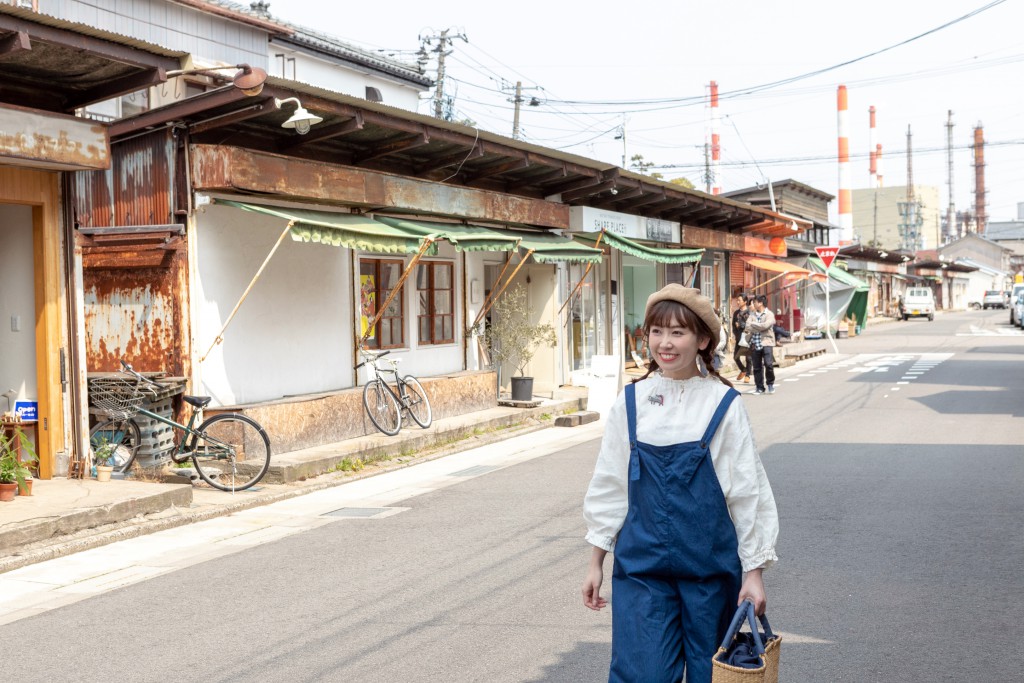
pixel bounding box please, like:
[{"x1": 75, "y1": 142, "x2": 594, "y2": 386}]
[{"x1": 715, "y1": 600, "x2": 779, "y2": 668}]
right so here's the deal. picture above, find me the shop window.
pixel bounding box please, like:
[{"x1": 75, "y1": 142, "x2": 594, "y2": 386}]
[
  {"x1": 700, "y1": 265, "x2": 714, "y2": 300},
  {"x1": 359, "y1": 259, "x2": 405, "y2": 349},
  {"x1": 416, "y1": 261, "x2": 454, "y2": 345}
]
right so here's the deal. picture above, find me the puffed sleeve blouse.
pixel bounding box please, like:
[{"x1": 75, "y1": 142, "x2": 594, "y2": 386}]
[{"x1": 583, "y1": 373, "x2": 779, "y2": 573}]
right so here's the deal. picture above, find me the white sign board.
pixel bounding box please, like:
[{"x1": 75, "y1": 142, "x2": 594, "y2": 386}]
[{"x1": 569, "y1": 206, "x2": 680, "y2": 243}]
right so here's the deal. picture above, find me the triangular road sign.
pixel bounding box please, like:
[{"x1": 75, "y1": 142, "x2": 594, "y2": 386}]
[{"x1": 815, "y1": 246, "x2": 839, "y2": 269}]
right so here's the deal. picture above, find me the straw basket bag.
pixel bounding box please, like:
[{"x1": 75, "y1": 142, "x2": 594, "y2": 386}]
[{"x1": 711, "y1": 600, "x2": 781, "y2": 683}]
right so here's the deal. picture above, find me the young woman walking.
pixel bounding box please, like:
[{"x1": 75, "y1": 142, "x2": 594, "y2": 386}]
[{"x1": 582, "y1": 284, "x2": 779, "y2": 683}]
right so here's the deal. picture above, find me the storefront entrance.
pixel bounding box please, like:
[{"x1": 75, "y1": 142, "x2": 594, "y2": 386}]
[{"x1": 0, "y1": 205, "x2": 37, "y2": 424}]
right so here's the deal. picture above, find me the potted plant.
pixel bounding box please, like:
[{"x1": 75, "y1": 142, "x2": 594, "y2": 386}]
[
  {"x1": 92, "y1": 437, "x2": 117, "y2": 482},
  {"x1": 0, "y1": 431, "x2": 37, "y2": 501},
  {"x1": 483, "y1": 283, "x2": 558, "y2": 401}
]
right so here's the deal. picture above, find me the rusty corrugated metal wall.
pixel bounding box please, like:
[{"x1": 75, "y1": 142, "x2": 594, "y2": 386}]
[{"x1": 73, "y1": 128, "x2": 191, "y2": 380}]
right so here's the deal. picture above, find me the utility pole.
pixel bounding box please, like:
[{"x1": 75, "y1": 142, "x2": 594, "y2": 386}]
[
  {"x1": 502, "y1": 80, "x2": 542, "y2": 140},
  {"x1": 945, "y1": 110, "x2": 956, "y2": 242},
  {"x1": 703, "y1": 143, "x2": 711, "y2": 193},
  {"x1": 418, "y1": 28, "x2": 467, "y2": 120}
]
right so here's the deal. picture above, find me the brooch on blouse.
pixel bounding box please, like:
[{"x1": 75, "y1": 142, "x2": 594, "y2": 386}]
[{"x1": 648, "y1": 394, "x2": 664, "y2": 406}]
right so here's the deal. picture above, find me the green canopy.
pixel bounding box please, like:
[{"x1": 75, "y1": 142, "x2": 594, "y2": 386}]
[
  {"x1": 503, "y1": 229, "x2": 604, "y2": 264},
  {"x1": 217, "y1": 200, "x2": 432, "y2": 254},
  {"x1": 375, "y1": 217, "x2": 520, "y2": 253},
  {"x1": 576, "y1": 231, "x2": 703, "y2": 264},
  {"x1": 809, "y1": 257, "x2": 870, "y2": 291}
]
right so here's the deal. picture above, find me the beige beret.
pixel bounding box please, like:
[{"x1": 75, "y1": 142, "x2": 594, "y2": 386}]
[{"x1": 644, "y1": 284, "x2": 720, "y2": 350}]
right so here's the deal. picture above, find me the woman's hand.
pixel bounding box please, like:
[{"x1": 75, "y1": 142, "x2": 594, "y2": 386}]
[
  {"x1": 582, "y1": 547, "x2": 608, "y2": 611},
  {"x1": 738, "y1": 568, "x2": 767, "y2": 615}
]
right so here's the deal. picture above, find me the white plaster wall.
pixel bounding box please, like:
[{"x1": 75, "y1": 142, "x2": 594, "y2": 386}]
[
  {"x1": 270, "y1": 46, "x2": 423, "y2": 111},
  {"x1": 352, "y1": 241, "x2": 465, "y2": 382},
  {"x1": 0, "y1": 205, "x2": 37, "y2": 407},
  {"x1": 195, "y1": 204, "x2": 352, "y2": 406}
]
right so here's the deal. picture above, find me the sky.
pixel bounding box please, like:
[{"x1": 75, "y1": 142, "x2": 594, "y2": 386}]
[{"x1": 270, "y1": 0, "x2": 1024, "y2": 223}]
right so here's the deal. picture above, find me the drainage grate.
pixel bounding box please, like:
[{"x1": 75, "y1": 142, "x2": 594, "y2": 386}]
[
  {"x1": 449, "y1": 465, "x2": 500, "y2": 477},
  {"x1": 323, "y1": 507, "x2": 394, "y2": 518}
]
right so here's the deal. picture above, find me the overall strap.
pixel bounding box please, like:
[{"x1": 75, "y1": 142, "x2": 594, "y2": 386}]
[
  {"x1": 700, "y1": 388, "x2": 740, "y2": 449},
  {"x1": 624, "y1": 383, "x2": 640, "y2": 481}
]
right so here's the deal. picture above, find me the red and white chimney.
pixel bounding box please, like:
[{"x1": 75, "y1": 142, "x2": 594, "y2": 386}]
[
  {"x1": 837, "y1": 85, "x2": 853, "y2": 244},
  {"x1": 869, "y1": 106, "x2": 877, "y2": 187},
  {"x1": 875, "y1": 144, "x2": 884, "y2": 187},
  {"x1": 710, "y1": 81, "x2": 721, "y2": 195}
]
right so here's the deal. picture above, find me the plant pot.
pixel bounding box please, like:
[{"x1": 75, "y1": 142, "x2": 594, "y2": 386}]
[
  {"x1": 96, "y1": 465, "x2": 114, "y2": 482},
  {"x1": 0, "y1": 482, "x2": 16, "y2": 502},
  {"x1": 510, "y1": 376, "x2": 534, "y2": 401},
  {"x1": 17, "y1": 477, "x2": 32, "y2": 496}
]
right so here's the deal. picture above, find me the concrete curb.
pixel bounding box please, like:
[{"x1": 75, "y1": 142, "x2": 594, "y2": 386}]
[{"x1": 0, "y1": 400, "x2": 587, "y2": 575}]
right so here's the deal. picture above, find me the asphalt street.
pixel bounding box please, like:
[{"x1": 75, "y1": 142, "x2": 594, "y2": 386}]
[{"x1": 2, "y1": 309, "x2": 1021, "y2": 682}]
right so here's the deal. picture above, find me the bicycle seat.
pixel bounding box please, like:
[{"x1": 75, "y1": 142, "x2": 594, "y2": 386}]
[{"x1": 183, "y1": 395, "x2": 212, "y2": 408}]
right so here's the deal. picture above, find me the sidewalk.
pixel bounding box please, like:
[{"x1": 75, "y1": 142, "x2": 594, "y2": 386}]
[{"x1": 0, "y1": 391, "x2": 588, "y2": 573}]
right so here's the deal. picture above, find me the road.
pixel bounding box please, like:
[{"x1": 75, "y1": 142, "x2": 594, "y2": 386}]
[{"x1": 2, "y1": 309, "x2": 1021, "y2": 682}]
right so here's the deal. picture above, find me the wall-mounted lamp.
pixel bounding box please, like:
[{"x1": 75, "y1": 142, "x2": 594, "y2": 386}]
[
  {"x1": 165, "y1": 64, "x2": 268, "y2": 96},
  {"x1": 609, "y1": 187, "x2": 619, "y2": 196},
  {"x1": 275, "y1": 97, "x2": 323, "y2": 135},
  {"x1": 879, "y1": 251, "x2": 889, "y2": 258}
]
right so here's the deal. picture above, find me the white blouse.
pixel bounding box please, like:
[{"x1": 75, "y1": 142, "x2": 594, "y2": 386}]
[{"x1": 583, "y1": 373, "x2": 779, "y2": 573}]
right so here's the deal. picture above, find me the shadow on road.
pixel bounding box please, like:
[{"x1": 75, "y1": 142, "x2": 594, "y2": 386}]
[
  {"x1": 524, "y1": 641, "x2": 609, "y2": 682},
  {"x1": 967, "y1": 344, "x2": 1024, "y2": 355}
]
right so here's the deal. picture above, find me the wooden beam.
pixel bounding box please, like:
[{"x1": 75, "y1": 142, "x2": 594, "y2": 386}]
[
  {"x1": 505, "y1": 165, "x2": 567, "y2": 190},
  {"x1": 281, "y1": 112, "x2": 364, "y2": 149},
  {"x1": 562, "y1": 179, "x2": 617, "y2": 203},
  {"x1": 620, "y1": 192, "x2": 667, "y2": 210},
  {"x1": 188, "y1": 98, "x2": 274, "y2": 134},
  {"x1": 463, "y1": 155, "x2": 529, "y2": 185},
  {"x1": 66, "y1": 67, "x2": 168, "y2": 110},
  {"x1": 416, "y1": 143, "x2": 483, "y2": 175},
  {"x1": 594, "y1": 185, "x2": 644, "y2": 208},
  {"x1": 110, "y1": 86, "x2": 248, "y2": 137},
  {"x1": 354, "y1": 132, "x2": 430, "y2": 164},
  {"x1": 0, "y1": 30, "x2": 30, "y2": 57}
]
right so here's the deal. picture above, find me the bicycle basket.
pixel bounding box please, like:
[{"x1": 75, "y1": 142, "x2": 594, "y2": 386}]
[{"x1": 89, "y1": 376, "x2": 146, "y2": 419}]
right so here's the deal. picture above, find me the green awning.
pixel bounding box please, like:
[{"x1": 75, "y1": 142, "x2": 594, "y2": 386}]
[
  {"x1": 503, "y1": 229, "x2": 604, "y2": 264},
  {"x1": 217, "y1": 200, "x2": 433, "y2": 254},
  {"x1": 809, "y1": 257, "x2": 870, "y2": 291},
  {"x1": 576, "y1": 231, "x2": 703, "y2": 264},
  {"x1": 375, "y1": 216, "x2": 519, "y2": 253}
]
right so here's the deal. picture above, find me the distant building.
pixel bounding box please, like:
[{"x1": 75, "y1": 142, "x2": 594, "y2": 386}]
[
  {"x1": 851, "y1": 185, "x2": 941, "y2": 252},
  {"x1": 41, "y1": 0, "x2": 430, "y2": 120},
  {"x1": 986, "y1": 208, "x2": 1024, "y2": 277}
]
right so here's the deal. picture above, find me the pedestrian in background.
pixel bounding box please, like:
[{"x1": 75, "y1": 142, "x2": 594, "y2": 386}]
[
  {"x1": 582, "y1": 284, "x2": 779, "y2": 683},
  {"x1": 713, "y1": 307, "x2": 728, "y2": 371},
  {"x1": 744, "y1": 294, "x2": 777, "y2": 395},
  {"x1": 731, "y1": 293, "x2": 752, "y2": 383}
]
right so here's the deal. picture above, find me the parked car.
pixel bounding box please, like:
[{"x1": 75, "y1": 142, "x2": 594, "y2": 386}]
[
  {"x1": 902, "y1": 287, "x2": 935, "y2": 321},
  {"x1": 1014, "y1": 293, "x2": 1024, "y2": 329},
  {"x1": 1011, "y1": 283, "x2": 1024, "y2": 326},
  {"x1": 982, "y1": 290, "x2": 1007, "y2": 309}
]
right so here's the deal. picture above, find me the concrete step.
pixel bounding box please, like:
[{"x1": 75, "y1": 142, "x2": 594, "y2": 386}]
[{"x1": 554, "y1": 411, "x2": 600, "y2": 428}]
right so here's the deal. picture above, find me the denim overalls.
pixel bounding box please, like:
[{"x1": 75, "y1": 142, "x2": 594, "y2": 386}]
[{"x1": 609, "y1": 382, "x2": 743, "y2": 683}]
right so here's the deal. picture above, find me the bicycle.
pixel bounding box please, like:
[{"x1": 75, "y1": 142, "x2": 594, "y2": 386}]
[
  {"x1": 88, "y1": 360, "x2": 272, "y2": 492},
  {"x1": 355, "y1": 349, "x2": 432, "y2": 436}
]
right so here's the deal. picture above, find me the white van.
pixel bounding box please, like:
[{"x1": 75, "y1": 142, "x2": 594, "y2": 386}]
[
  {"x1": 1010, "y1": 282, "x2": 1024, "y2": 326},
  {"x1": 902, "y1": 287, "x2": 935, "y2": 321}
]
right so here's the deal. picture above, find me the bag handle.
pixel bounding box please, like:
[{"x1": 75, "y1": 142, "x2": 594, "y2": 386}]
[{"x1": 716, "y1": 600, "x2": 766, "y2": 657}]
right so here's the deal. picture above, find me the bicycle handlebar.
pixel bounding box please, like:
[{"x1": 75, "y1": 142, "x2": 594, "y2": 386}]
[
  {"x1": 354, "y1": 349, "x2": 390, "y2": 370},
  {"x1": 119, "y1": 358, "x2": 164, "y2": 388}
]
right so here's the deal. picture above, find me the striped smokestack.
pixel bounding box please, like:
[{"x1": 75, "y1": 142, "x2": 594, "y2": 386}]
[
  {"x1": 876, "y1": 144, "x2": 884, "y2": 187},
  {"x1": 869, "y1": 106, "x2": 877, "y2": 187},
  {"x1": 710, "y1": 81, "x2": 721, "y2": 195},
  {"x1": 837, "y1": 85, "x2": 852, "y2": 244}
]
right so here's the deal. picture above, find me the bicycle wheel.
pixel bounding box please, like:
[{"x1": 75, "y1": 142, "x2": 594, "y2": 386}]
[
  {"x1": 401, "y1": 375, "x2": 432, "y2": 429},
  {"x1": 362, "y1": 378, "x2": 402, "y2": 436},
  {"x1": 191, "y1": 413, "x2": 271, "y2": 491},
  {"x1": 89, "y1": 418, "x2": 141, "y2": 473}
]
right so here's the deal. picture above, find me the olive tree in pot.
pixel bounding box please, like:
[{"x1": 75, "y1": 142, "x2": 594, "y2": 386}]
[{"x1": 483, "y1": 283, "x2": 557, "y2": 401}]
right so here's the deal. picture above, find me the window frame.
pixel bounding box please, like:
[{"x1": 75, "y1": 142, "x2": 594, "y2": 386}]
[
  {"x1": 359, "y1": 258, "x2": 407, "y2": 350},
  {"x1": 416, "y1": 260, "x2": 456, "y2": 346}
]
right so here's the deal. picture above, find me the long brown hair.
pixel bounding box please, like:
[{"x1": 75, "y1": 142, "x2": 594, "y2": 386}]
[{"x1": 633, "y1": 299, "x2": 734, "y2": 388}]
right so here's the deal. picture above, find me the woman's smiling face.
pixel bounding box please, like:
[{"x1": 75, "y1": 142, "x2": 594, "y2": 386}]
[{"x1": 646, "y1": 312, "x2": 709, "y2": 380}]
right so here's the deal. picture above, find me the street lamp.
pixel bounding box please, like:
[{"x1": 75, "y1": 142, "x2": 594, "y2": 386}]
[
  {"x1": 165, "y1": 64, "x2": 268, "y2": 96},
  {"x1": 274, "y1": 97, "x2": 323, "y2": 135}
]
